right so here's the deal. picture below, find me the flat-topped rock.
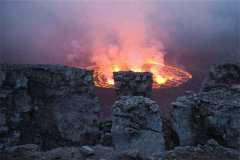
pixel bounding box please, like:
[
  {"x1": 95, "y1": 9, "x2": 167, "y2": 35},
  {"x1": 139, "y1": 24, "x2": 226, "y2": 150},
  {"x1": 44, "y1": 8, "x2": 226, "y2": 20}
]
[{"x1": 113, "y1": 71, "x2": 153, "y2": 98}]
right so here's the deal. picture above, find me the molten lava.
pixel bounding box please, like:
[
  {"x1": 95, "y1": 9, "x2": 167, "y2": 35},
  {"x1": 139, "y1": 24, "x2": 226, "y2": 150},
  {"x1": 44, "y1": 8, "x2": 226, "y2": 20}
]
[
  {"x1": 64, "y1": 1, "x2": 192, "y2": 89},
  {"x1": 88, "y1": 60, "x2": 192, "y2": 89}
]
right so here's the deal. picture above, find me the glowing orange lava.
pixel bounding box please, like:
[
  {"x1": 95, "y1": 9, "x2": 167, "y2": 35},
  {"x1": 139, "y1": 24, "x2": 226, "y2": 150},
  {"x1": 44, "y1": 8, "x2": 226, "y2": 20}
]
[
  {"x1": 87, "y1": 60, "x2": 192, "y2": 89},
  {"x1": 64, "y1": 1, "x2": 192, "y2": 89}
]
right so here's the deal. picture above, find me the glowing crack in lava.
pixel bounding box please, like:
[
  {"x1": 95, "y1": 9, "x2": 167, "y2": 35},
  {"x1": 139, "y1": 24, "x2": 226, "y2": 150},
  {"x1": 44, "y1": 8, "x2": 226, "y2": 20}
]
[
  {"x1": 68, "y1": 26, "x2": 192, "y2": 89},
  {"x1": 88, "y1": 60, "x2": 192, "y2": 89},
  {"x1": 86, "y1": 23, "x2": 192, "y2": 89},
  {"x1": 69, "y1": 43, "x2": 192, "y2": 89}
]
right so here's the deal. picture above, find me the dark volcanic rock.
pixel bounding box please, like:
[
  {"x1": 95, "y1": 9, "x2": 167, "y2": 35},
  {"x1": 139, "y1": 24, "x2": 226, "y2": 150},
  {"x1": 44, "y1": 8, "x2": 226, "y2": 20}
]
[
  {"x1": 0, "y1": 144, "x2": 117, "y2": 160},
  {"x1": 1, "y1": 63, "x2": 240, "y2": 160},
  {"x1": 0, "y1": 144, "x2": 41, "y2": 160},
  {"x1": 99, "y1": 119, "x2": 113, "y2": 146},
  {"x1": 202, "y1": 63, "x2": 240, "y2": 91},
  {"x1": 53, "y1": 95, "x2": 100, "y2": 144},
  {"x1": 2, "y1": 141, "x2": 239, "y2": 160},
  {"x1": 171, "y1": 63, "x2": 240, "y2": 150},
  {"x1": 113, "y1": 71, "x2": 153, "y2": 98},
  {"x1": 111, "y1": 96, "x2": 165, "y2": 156},
  {"x1": 1, "y1": 144, "x2": 86, "y2": 160},
  {"x1": 0, "y1": 70, "x2": 5, "y2": 87},
  {"x1": 163, "y1": 139, "x2": 240, "y2": 160},
  {"x1": 0, "y1": 64, "x2": 100, "y2": 150},
  {"x1": 162, "y1": 118, "x2": 180, "y2": 150},
  {"x1": 118, "y1": 149, "x2": 151, "y2": 160},
  {"x1": 171, "y1": 94, "x2": 199, "y2": 146}
]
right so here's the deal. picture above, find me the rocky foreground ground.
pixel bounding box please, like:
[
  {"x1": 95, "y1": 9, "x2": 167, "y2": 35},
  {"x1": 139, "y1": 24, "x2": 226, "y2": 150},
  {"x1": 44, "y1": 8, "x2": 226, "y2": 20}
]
[{"x1": 0, "y1": 63, "x2": 239, "y2": 160}]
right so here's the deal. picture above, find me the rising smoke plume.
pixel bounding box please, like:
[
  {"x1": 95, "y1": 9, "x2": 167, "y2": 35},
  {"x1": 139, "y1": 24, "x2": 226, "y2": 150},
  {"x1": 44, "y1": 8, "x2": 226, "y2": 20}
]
[
  {"x1": 1, "y1": 0, "x2": 239, "y2": 66},
  {"x1": 65, "y1": 2, "x2": 166, "y2": 82}
]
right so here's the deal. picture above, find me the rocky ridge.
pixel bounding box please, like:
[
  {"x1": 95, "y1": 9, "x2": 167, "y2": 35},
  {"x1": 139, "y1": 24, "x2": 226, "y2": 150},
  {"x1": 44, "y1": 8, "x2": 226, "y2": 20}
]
[
  {"x1": 171, "y1": 63, "x2": 240, "y2": 150},
  {"x1": 0, "y1": 64, "x2": 100, "y2": 150},
  {"x1": 0, "y1": 63, "x2": 240, "y2": 160}
]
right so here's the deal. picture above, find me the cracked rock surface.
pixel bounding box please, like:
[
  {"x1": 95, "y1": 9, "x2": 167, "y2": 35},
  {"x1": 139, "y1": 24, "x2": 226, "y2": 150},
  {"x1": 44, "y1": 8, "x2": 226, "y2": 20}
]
[
  {"x1": 171, "y1": 63, "x2": 240, "y2": 150},
  {"x1": 0, "y1": 64, "x2": 100, "y2": 150},
  {"x1": 111, "y1": 96, "x2": 165, "y2": 156}
]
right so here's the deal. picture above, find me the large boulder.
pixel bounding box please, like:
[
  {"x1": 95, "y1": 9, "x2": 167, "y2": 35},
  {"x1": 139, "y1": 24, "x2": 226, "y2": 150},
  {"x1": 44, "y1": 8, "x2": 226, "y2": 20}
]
[
  {"x1": 111, "y1": 96, "x2": 165, "y2": 156},
  {"x1": 0, "y1": 64, "x2": 100, "y2": 150},
  {"x1": 171, "y1": 63, "x2": 240, "y2": 150},
  {"x1": 171, "y1": 94, "x2": 199, "y2": 146}
]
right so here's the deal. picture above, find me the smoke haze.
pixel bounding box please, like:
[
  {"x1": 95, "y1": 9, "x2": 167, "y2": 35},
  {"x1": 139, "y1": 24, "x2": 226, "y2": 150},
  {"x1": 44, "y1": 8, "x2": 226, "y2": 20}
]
[{"x1": 1, "y1": 0, "x2": 239, "y2": 69}]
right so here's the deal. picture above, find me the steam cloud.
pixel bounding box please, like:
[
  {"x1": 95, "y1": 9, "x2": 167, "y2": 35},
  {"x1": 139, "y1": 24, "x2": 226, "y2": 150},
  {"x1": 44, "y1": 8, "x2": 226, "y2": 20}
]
[{"x1": 1, "y1": 0, "x2": 239, "y2": 67}]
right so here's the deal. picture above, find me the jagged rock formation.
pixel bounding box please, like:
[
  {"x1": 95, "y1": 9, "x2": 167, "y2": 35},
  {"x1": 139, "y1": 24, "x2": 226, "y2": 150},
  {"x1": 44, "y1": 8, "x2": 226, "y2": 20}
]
[
  {"x1": 0, "y1": 64, "x2": 100, "y2": 150},
  {"x1": 171, "y1": 63, "x2": 240, "y2": 150},
  {"x1": 111, "y1": 96, "x2": 165, "y2": 156},
  {"x1": 1, "y1": 63, "x2": 240, "y2": 160},
  {"x1": 113, "y1": 71, "x2": 153, "y2": 98}
]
